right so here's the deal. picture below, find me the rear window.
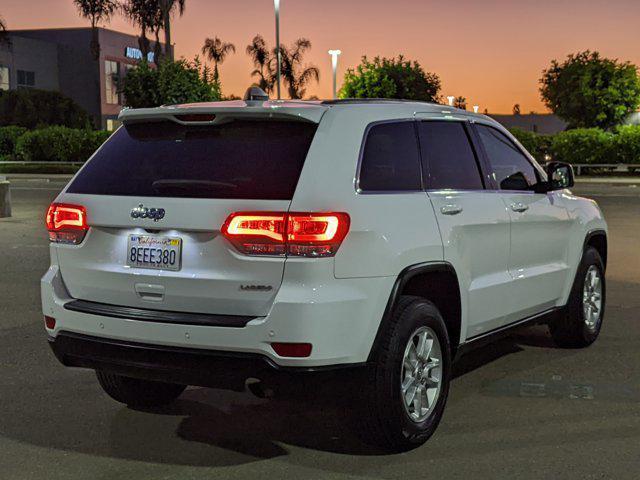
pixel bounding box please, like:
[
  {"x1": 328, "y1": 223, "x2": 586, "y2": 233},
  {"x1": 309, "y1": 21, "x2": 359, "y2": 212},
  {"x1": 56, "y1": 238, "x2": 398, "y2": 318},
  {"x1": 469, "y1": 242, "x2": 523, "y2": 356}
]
[{"x1": 67, "y1": 119, "x2": 318, "y2": 200}]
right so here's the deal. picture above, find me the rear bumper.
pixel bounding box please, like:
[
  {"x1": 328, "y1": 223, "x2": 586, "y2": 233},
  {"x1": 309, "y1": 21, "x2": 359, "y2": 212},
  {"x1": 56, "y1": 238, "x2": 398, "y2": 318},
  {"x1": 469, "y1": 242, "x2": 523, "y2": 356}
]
[
  {"x1": 42, "y1": 265, "x2": 393, "y2": 367},
  {"x1": 49, "y1": 331, "x2": 364, "y2": 390}
]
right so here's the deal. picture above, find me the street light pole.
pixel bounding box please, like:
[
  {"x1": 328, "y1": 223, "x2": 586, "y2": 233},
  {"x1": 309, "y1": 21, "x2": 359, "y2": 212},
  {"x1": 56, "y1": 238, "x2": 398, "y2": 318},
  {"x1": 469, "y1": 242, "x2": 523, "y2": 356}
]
[
  {"x1": 328, "y1": 49, "x2": 341, "y2": 99},
  {"x1": 274, "y1": 0, "x2": 281, "y2": 100}
]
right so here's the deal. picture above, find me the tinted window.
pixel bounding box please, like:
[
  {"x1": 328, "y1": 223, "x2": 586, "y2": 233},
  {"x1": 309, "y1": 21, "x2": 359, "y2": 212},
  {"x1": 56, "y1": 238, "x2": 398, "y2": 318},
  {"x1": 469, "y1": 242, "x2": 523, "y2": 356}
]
[
  {"x1": 358, "y1": 122, "x2": 422, "y2": 191},
  {"x1": 476, "y1": 125, "x2": 539, "y2": 191},
  {"x1": 67, "y1": 120, "x2": 318, "y2": 200},
  {"x1": 418, "y1": 121, "x2": 484, "y2": 190}
]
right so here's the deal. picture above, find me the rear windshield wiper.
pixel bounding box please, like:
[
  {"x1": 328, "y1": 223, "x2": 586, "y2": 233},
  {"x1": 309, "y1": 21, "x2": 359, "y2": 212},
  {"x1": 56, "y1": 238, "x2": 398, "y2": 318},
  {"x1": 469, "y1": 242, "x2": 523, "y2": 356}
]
[{"x1": 151, "y1": 179, "x2": 239, "y2": 194}]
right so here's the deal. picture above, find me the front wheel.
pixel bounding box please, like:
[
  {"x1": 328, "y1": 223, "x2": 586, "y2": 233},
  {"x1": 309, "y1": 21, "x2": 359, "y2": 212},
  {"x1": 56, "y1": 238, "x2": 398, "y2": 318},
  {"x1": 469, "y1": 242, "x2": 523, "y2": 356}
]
[
  {"x1": 356, "y1": 296, "x2": 451, "y2": 451},
  {"x1": 550, "y1": 246, "x2": 606, "y2": 348},
  {"x1": 96, "y1": 371, "x2": 186, "y2": 408}
]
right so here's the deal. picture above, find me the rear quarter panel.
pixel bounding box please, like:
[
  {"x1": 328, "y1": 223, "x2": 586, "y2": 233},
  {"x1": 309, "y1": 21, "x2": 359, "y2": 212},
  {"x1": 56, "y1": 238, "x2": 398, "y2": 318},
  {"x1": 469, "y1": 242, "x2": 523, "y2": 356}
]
[{"x1": 289, "y1": 106, "x2": 444, "y2": 280}]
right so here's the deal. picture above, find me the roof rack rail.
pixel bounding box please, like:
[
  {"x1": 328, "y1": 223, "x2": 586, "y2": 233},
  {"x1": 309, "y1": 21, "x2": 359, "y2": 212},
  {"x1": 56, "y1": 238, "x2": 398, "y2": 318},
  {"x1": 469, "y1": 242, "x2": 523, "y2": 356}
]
[{"x1": 321, "y1": 98, "x2": 442, "y2": 106}]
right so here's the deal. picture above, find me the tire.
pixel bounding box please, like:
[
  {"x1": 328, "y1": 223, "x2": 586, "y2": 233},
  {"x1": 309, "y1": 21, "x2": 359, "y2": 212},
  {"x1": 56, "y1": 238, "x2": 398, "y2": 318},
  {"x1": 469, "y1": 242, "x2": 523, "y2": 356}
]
[
  {"x1": 96, "y1": 371, "x2": 186, "y2": 408},
  {"x1": 356, "y1": 295, "x2": 451, "y2": 451},
  {"x1": 550, "y1": 246, "x2": 605, "y2": 348}
]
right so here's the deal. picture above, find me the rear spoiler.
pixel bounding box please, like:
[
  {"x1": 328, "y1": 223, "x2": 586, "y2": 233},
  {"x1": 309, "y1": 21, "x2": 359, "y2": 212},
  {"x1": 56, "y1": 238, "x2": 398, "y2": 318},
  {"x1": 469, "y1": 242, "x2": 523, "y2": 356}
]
[{"x1": 118, "y1": 101, "x2": 327, "y2": 125}]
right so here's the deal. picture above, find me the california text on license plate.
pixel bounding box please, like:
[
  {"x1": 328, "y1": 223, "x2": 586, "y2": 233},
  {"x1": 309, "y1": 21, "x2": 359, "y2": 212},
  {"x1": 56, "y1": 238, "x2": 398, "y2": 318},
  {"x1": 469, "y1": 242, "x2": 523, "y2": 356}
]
[{"x1": 126, "y1": 235, "x2": 182, "y2": 271}]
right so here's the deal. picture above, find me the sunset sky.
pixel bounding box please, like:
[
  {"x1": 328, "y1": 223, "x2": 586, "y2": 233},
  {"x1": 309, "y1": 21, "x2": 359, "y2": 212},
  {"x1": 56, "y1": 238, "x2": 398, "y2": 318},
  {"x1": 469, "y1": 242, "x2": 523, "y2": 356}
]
[{"x1": 2, "y1": 0, "x2": 640, "y2": 113}]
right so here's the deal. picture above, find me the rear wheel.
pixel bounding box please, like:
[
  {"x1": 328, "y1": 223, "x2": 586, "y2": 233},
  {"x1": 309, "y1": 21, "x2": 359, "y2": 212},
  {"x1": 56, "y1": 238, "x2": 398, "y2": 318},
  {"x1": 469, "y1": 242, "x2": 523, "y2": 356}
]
[
  {"x1": 96, "y1": 371, "x2": 186, "y2": 408},
  {"x1": 356, "y1": 296, "x2": 451, "y2": 451},
  {"x1": 550, "y1": 247, "x2": 605, "y2": 348}
]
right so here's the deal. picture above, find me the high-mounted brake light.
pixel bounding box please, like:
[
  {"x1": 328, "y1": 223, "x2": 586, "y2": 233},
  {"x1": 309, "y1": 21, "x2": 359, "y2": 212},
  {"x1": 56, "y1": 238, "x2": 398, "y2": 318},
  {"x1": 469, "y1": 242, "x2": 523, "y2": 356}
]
[
  {"x1": 45, "y1": 203, "x2": 88, "y2": 245},
  {"x1": 221, "y1": 212, "x2": 350, "y2": 257},
  {"x1": 174, "y1": 113, "x2": 216, "y2": 123}
]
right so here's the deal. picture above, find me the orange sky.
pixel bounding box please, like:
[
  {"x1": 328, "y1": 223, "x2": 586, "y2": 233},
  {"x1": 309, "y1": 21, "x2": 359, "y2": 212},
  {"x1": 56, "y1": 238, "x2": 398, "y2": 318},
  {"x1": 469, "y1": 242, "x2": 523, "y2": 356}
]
[{"x1": 3, "y1": 0, "x2": 640, "y2": 113}]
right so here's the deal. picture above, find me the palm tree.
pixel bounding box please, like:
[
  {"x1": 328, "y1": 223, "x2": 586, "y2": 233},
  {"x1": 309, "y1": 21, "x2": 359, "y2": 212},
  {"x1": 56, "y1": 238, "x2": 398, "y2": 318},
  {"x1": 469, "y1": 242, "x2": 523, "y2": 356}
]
[
  {"x1": 73, "y1": 0, "x2": 118, "y2": 60},
  {"x1": 246, "y1": 34, "x2": 274, "y2": 93},
  {"x1": 274, "y1": 38, "x2": 319, "y2": 99},
  {"x1": 454, "y1": 96, "x2": 467, "y2": 110},
  {"x1": 0, "y1": 15, "x2": 8, "y2": 45},
  {"x1": 201, "y1": 36, "x2": 236, "y2": 83},
  {"x1": 122, "y1": 0, "x2": 161, "y2": 58},
  {"x1": 158, "y1": 0, "x2": 185, "y2": 60}
]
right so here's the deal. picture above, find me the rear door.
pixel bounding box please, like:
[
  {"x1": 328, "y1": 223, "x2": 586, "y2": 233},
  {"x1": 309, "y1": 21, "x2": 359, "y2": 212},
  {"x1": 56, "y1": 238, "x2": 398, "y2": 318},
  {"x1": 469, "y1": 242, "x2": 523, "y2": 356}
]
[
  {"x1": 54, "y1": 117, "x2": 319, "y2": 316},
  {"x1": 474, "y1": 124, "x2": 572, "y2": 321},
  {"x1": 418, "y1": 120, "x2": 513, "y2": 338}
]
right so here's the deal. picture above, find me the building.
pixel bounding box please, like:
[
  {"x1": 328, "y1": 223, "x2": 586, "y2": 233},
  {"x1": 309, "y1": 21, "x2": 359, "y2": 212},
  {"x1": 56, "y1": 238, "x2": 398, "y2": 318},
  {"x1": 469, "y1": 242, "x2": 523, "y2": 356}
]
[
  {"x1": 0, "y1": 28, "x2": 166, "y2": 130},
  {"x1": 491, "y1": 112, "x2": 640, "y2": 134},
  {"x1": 489, "y1": 113, "x2": 567, "y2": 135}
]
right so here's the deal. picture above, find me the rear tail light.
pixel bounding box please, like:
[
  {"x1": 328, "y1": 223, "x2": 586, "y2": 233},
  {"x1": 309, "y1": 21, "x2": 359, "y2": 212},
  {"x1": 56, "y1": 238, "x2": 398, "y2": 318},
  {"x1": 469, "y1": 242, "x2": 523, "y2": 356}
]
[
  {"x1": 271, "y1": 342, "x2": 312, "y2": 357},
  {"x1": 45, "y1": 203, "x2": 88, "y2": 245},
  {"x1": 222, "y1": 212, "x2": 349, "y2": 257}
]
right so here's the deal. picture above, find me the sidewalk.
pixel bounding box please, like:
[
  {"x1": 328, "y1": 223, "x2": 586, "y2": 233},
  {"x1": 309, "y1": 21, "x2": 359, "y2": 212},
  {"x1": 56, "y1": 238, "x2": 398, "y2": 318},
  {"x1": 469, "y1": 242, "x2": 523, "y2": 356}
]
[
  {"x1": 3, "y1": 174, "x2": 74, "y2": 181},
  {"x1": 575, "y1": 176, "x2": 640, "y2": 184}
]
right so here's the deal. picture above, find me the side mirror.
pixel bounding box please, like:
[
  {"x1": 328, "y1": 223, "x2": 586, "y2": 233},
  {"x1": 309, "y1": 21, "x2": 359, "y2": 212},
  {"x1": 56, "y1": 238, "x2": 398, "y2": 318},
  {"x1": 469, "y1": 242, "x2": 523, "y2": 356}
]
[{"x1": 545, "y1": 161, "x2": 574, "y2": 191}]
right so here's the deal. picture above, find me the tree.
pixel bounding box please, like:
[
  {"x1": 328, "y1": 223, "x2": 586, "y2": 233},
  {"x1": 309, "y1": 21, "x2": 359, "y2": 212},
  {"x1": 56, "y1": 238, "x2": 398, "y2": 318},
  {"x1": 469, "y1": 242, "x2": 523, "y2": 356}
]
[
  {"x1": 73, "y1": 0, "x2": 118, "y2": 60},
  {"x1": 121, "y1": 57, "x2": 220, "y2": 108},
  {"x1": 339, "y1": 55, "x2": 441, "y2": 102},
  {"x1": 513, "y1": 103, "x2": 521, "y2": 115},
  {"x1": 540, "y1": 50, "x2": 640, "y2": 129},
  {"x1": 158, "y1": 0, "x2": 185, "y2": 60},
  {"x1": 246, "y1": 34, "x2": 274, "y2": 93},
  {"x1": 454, "y1": 96, "x2": 466, "y2": 110},
  {"x1": 122, "y1": 0, "x2": 161, "y2": 58},
  {"x1": 275, "y1": 38, "x2": 319, "y2": 99},
  {"x1": 0, "y1": 15, "x2": 9, "y2": 45},
  {"x1": 201, "y1": 36, "x2": 236, "y2": 85}
]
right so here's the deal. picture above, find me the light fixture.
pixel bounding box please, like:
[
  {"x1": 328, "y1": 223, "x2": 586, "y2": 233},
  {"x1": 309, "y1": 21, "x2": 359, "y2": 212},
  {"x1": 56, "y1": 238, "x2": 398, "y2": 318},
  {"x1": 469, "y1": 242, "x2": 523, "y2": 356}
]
[
  {"x1": 274, "y1": 0, "x2": 281, "y2": 100},
  {"x1": 328, "y1": 49, "x2": 342, "y2": 99}
]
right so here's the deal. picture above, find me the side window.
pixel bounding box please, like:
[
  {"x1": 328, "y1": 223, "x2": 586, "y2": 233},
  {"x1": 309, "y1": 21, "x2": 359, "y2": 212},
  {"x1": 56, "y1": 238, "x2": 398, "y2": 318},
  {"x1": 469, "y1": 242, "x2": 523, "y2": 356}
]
[
  {"x1": 358, "y1": 122, "x2": 422, "y2": 192},
  {"x1": 476, "y1": 125, "x2": 539, "y2": 191},
  {"x1": 417, "y1": 121, "x2": 484, "y2": 190}
]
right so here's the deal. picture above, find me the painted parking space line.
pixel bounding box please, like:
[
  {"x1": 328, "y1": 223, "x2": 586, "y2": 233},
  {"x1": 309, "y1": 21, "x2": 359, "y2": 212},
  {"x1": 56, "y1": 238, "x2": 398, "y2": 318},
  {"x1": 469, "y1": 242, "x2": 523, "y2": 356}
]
[{"x1": 482, "y1": 376, "x2": 640, "y2": 402}]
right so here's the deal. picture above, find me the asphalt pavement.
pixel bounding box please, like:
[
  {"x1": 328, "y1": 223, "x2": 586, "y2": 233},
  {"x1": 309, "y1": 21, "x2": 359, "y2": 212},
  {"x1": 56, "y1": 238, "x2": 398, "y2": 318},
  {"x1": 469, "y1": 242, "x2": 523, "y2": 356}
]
[{"x1": 0, "y1": 179, "x2": 639, "y2": 479}]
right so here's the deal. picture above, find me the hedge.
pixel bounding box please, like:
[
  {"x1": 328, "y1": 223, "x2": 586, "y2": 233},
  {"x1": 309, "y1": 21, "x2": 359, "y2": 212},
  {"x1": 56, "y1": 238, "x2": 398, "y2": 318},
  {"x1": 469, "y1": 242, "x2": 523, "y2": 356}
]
[
  {"x1": 0, "y1": 89, "x2": 93, "y2": 129},
  {"x1": 2, "y1": 123, "x2": 639, "y2": 167},
  {"x1": 0, "y1": 126, "x2": 27, "y2": 156},
  {"x1": 550, "y1": 128, "x2": 616, "y2": 165},
  {"x1": 612, "y1": 125, "x2": 640, "y2": 164},
  {"x1": 510, "y1": 126, "x2": 640, "y2": 165},
  {"x1": 508, "y1": 128, "x2": 553, "y2": 163},
  {"x1": 14, "y1": 127, "x2": 111, "y2": 163}
]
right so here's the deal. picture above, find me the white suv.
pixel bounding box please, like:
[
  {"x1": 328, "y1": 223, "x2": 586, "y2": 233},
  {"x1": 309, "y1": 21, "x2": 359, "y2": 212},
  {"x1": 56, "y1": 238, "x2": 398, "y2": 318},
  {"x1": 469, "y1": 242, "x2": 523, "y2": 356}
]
[{"x1": 42, "y1": 93, "x2": 608, "y2": 451}]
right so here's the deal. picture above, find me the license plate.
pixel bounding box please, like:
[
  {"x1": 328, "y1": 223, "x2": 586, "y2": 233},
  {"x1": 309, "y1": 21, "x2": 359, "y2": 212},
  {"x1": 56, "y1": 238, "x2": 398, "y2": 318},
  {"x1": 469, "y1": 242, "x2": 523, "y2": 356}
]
[{"x1": 127, "y1": 235, "x2": 182, "y2": 271}]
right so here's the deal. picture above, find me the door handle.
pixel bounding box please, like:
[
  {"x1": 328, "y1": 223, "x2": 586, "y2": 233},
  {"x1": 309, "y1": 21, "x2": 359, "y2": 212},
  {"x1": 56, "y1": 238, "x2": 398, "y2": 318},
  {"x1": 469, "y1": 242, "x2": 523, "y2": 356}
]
[
  {"x1": 510, "y1": 202, "x2": 529, "y2": 213},
  {"x1": 440, "y1": 204, "x2": 463, "y2": 215}
]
